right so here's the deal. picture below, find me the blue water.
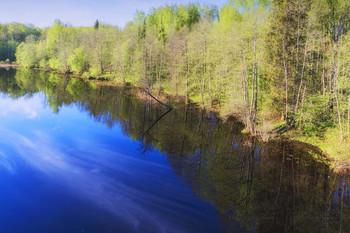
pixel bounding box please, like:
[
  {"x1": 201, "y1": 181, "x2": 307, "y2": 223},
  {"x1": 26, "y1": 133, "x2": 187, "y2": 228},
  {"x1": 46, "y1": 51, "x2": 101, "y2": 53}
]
[{"x1": 0, "y1": 93, "x2": 221, "y2": 233}]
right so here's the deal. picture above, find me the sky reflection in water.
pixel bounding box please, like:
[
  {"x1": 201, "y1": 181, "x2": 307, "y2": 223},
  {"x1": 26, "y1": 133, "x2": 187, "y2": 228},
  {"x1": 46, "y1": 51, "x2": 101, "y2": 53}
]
[{"x1": 0, "y1": 94, "x2": 220, "y2": 233}]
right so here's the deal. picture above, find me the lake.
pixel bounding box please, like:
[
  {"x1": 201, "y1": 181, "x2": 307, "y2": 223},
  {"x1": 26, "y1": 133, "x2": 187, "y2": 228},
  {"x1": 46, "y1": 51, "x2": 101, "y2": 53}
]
[{"x1": 0, "y1": 68, "x2": 349, "y2": 233}]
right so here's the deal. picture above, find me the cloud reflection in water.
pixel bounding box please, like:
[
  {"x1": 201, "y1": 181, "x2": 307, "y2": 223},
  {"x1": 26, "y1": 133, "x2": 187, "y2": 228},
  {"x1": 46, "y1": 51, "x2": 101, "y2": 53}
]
[
  {"x1": 0, "y1": 124, "x2": 216, "y2": 233},
  {"x1": 0, "y1": 95, "x2": 40, "y2": 119}
]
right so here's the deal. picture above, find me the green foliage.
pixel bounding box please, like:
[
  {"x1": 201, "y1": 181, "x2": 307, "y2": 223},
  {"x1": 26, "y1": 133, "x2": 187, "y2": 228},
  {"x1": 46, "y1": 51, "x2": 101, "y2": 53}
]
[
  {"x1": 219, "y1": 2, "x2": 242, "y2": 31},
  {"x1": 0, "y1": 22, "x2": 41, "y2": 62},
  {"x1": 16, "y1": 42, "x2": 37, "y2": 67},
  {"x1": 297, "y1": 96, "x2": 334, "y2": 137},
  {"x1": 148, "y1": 5, "x2": 175, "y2": 40},
  {"x1": 186, "y1": 4, "x2": 201, "y2": 29},
  {"x1": 317, "y1": 0, "x2": 350, "y2": 42},
  {"x1": 15, "y1": 36, "x2": 46, "y2": 67},
  {"x1": 67, "y1": 47, "x2": 88, "y2": 74}
]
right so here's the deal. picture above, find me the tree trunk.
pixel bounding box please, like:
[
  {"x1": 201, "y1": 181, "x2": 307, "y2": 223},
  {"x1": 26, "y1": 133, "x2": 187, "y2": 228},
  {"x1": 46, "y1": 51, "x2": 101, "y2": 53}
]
[
  {"x1": 295, "y1": 37, "x2": 309, "y2": 117},
  {"x1": 348, "y1": 96, "x2": 350, "y2": 138},
  {"x1": 282, "y1": 36, "x2": 289, "y2": 124},
  {"x1": 291, "y1": 0, "x2": 302, "y2": 126},
  {"x1": 299, "y1": 85, "x2": 307, "y2": 130},
  {"x1": 252, "y1": 25, "x2": 258, "y2": 133}
]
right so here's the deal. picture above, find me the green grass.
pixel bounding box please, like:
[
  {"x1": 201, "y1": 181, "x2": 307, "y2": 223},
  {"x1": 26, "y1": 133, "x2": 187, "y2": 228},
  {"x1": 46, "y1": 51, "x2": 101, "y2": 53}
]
[{"x1": 287, "y1": 127, "x2": 350, "y2": 172}]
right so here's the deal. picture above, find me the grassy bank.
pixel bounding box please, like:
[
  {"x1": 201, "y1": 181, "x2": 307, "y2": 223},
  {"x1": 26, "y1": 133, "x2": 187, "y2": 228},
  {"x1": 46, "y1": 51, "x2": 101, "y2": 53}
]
[
  {"x1": 286, "y1": 129, "x2": 350, "y2": 173},
  {"x1": 259, "y1": 118, "x2": 350, "y2": 173}
]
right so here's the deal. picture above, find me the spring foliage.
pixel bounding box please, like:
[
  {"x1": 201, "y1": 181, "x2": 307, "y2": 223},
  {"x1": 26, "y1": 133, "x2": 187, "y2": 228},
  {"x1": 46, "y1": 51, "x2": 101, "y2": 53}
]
[{"x1": 4, "y1": 0, "x2": 350, "y2": 153}]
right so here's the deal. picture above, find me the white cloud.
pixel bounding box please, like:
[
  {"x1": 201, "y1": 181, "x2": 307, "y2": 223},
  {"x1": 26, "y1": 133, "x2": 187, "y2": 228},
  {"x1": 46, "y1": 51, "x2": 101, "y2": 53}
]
[{"x1": 0, "y1": 96, "x2": 41, "y2": 119}]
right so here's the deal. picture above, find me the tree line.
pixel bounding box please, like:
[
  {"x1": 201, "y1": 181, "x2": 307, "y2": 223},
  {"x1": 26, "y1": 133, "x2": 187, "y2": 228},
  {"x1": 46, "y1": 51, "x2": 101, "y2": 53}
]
[
  {"x1": 0, "y1": 22, "x2": 40, "y2": 62},
  {"x1": 2, "y1": 0, "x2": 350, "y2": 155}
]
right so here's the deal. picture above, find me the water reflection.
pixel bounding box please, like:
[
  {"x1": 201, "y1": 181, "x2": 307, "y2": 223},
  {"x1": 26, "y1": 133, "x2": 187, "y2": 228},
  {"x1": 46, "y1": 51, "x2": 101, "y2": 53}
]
[
  {"x1": 0, "y1": 68, "x2": 349, "y2": 233},
  {"x1": 0, "y1": 128, "x2": 213, "y2": 232}
]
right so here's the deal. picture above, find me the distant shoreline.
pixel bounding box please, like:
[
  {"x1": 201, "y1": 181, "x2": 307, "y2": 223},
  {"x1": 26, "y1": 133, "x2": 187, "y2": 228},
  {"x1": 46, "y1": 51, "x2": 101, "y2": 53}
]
[{"x1": 0, "y1": 63, "x2": 20, "y2": 68}]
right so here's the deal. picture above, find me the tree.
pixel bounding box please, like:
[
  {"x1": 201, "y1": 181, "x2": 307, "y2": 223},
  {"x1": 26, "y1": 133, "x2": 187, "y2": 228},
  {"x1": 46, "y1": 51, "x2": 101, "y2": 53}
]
[{"x1": 94, "y1": 20, "x2": 100, "y2": 30}]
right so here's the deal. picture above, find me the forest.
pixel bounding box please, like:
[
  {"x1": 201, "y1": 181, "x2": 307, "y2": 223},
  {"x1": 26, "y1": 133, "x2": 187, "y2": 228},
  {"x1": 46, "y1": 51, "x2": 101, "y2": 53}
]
[{"x1": 1, "y1": 0, "x2": 350, "y2": 163}]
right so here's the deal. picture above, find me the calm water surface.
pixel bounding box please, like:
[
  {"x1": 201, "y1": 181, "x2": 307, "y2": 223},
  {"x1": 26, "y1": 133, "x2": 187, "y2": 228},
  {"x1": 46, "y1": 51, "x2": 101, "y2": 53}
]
[{"x1": 0, "y1": 68, "x2": 349, "y2": 233}]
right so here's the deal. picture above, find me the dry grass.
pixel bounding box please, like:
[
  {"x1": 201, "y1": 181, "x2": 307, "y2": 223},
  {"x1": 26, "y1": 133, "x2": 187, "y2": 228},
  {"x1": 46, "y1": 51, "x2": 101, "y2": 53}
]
[
  {"x1": 0, "y1": 63, "x2": 20, "y2": 68},
  {"x1": 332, "y1": 155, "x2": 350, "y2": 174}
]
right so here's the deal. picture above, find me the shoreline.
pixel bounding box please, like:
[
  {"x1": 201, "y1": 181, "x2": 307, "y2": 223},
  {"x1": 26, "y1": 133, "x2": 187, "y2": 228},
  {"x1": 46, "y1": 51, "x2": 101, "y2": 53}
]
[
  {"x1": 81, "y1": 74, "x2": 350, "y2": 174},
  {"x1": 0, "y1": 63, "x2": 20, "y2": 68},
  {"x1": 3, "y1": 66, "x2": 349, "y2": 173}
]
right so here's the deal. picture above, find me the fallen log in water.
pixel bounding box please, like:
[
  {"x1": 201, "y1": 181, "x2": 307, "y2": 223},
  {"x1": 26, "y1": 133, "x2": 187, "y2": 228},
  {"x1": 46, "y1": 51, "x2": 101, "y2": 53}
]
[{"x1": 144, "y1": 90, "x2": 173, "y2": 109}]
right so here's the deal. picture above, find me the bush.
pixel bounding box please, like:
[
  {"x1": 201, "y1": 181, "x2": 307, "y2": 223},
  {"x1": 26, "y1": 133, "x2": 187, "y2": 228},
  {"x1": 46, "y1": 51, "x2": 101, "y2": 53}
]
[{"x1": 67, "y1": 47, "x2": 88, "y2": 74}]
